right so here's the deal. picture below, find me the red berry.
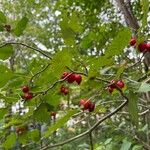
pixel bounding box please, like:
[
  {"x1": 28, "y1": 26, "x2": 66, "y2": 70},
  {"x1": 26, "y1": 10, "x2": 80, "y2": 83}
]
[
  {"x1": 130, "y1": 38, "x2": 136, "y2": 46},
  {"x1": 60, "y1": 86, "x2": 69, "y2": 95},
  {"x1": 60, "y1": 86, "x2": 65, "y2": 93},
  {"x1": 83, "y1": 100, "x2": 92, "y2": 110},
  {"x1": 67, "y1": 73, "x2": 76, "y2": 83},
  {"x1": 61, "y1": 72, "x2": 69, "y2": 79},
  {"x1": 116, "y1": 80, "x2": 125, "y2": 88},
  {"x1": 74, "y1": 74, "x2": 82, "y2": 85},
  {"x1": 138, "y1": 42, "x2": 147, "y2": 52},
  {"x1": 24, "y1": 92, "x2": 33, "y2": 100},
  {"x1": 89, "y1": 103, "x2": 95, "y2": 112},
  {"x1": 21, "y1": 85, "x2": 29, "y2": 93},
  {"x1": 107, "y1": 86, "x2": 114, "y2": 93},
  {"x1": 110, "y1": 80, "x2": 117, "y2": 88},
  {"x1": 146, "y1": 43, "x2": 150, "y2": 51},
  {"x1": 63, "y1": 88, "x2": 69, "y2": 95},
  {"x1": 79, "y1": 99, "x2": 86, "y2": 106}
]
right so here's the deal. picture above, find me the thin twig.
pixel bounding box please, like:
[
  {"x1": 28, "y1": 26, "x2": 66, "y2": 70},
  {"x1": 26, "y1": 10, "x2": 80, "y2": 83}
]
[
  {"x1": 89, "y1": 132, "x2": 94, "y2": 150},
  {"x1": 29, "y1": 63, "x2": 51, "y2": 84},
  {"x1": 0, "y1": 42, "x2": 52, "y2": 59}
]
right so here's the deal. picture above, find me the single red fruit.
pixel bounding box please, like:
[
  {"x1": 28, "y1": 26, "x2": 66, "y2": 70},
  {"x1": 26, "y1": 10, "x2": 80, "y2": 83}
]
[
  {"x1": 67, "y1": 73, "x2": 76, "y2": 83},
  {"x1": 24, "y1": 92, "x2": 33, "y2": 100},
  {"x1": 107, "y1": 86, "x2": 114, "y2": 93},
  {"x1": 146, "y1": 43, "x2": 150, "y2": 51},
  {"x1": 83, "y1": 100, "x2": 92, "y2": 110},
  {"x1": 116, "y1": 80, "x2": 125, "y2": 88},
  {"x1": 79, "y1": 99, "x2": 86, "y2": 106},
  {"x1": 63, "y1": 88, "x2": 69, "y2": 95},
  {"x1": 60, "y1": 85, "x2": 65, "y2": 93},
  {"x1": 74, "y1": 74, "x2": 82, "y2": 85},
  {"x1": 110, "y1": 80, "x2": 117, "y2": 88},
  {"x1": 138, "y1": 42, "x2": 147, "y2": 52},
  {"x1": 89, "y1": 103, "x2": 95, "y2": 112},
  {"x1": 61, "y1": 72, "x2": 69, "y2": 79},
  {"x1": 130, "y1": 38, "x2": 136, "y2": 46},
  {"x1": 21, "y1": 85, "x2": 29, "y2": 93}
]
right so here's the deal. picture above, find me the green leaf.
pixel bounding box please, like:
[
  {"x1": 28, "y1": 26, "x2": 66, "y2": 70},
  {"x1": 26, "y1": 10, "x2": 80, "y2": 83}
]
[
  {"x1": 120, "y1": 139, "x2": 132, "y2": 150},
  {"x1": 33, "y1": 103, "x2": 51, "y2": 123},
  {"x1": 2, "y1": 133, "x2": 16, "y2": 149},
  {"x1": 141, "y1": 0, "x2": 149, "y2": 27},
  {"x1": 44, "y1": 91, "x2": 61, "y2": 106},
  {"x1": 0, "y1": 108, "x2": 7, "y2": 120},
  {"x1": 60, "y1": 17, "x2": 75, "y2": 45},
  {"x1": 105, "y1": 28, "x2": 131, "y2": 58},
  {"x1": 18, "y1": 132, "x2": 28, "y2": 145},
  {"x1": 0, "y1": 44, "x2": 13, "y2": 60},
  {"x1": 88, "y1": 56, "x2": 113, "y2": 77},
  {"x1": 132, "y1": 145, "x2": 143, "y2": 150},
  {"x1": 0, "y1": 64, "x2": 13, "y2": 88},
  {"x1": 45, "y1": 109, "x2": 78, "y2": 137},
  {"x1": 51, "y1": 48, "x2": 72, "y2": 78},
  {"x1": 128, "y1": 92, "x2": 139, "y2": 125},
  {"x1": 0, "y1": 11, "x2": 7, "y2": 24},
  {"x1": 28, "y1": 129, "x2": 40, "y2": 141},
  {"x1": 0, "y1": 24, "x2": 4, "y2": 31},
  {"x1": 14, "y1": 16, "x2": 28, "y2": 36},
  {"x1": 138, "y1": 82, "x2": 150, "y2": 92},
  {"x1": 104, "y1": 138, "x2": 112, "y2": 145},
  {"x1": 69, "y1": 12, "x2": 82, "y2": 33}
]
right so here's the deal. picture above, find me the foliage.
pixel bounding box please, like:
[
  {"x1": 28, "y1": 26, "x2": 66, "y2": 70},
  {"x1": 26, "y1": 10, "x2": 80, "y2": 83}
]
[{"x1": 0, "y1": 0, "x2": 149, "y2": 149}]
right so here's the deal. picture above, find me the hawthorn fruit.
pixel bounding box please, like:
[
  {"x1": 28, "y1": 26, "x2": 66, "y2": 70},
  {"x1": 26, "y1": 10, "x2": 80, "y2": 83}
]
[
  {"x1": 61, "y1": 72, "x2": 82, "y2": 84},
  {"x1": 67, "y1": 74, "x2": 76, "y2": 83},
  {"x1": 79, "y1": 99, "x2": 95, "y2": 112},
  {"x1": 21, "y1": 85, "x2": 29, "y2": 93},
  {"x1": 60, "y1": 85, "x2": 69, "y2": 95},
  {"x1": 24, "y1": 92, "x2": 33, "y2": 100},
  {"x1": 116, "y1": 80, "x2": 125, "y2": 88},
  {"x1": 108, "y1": 80, "x2": 125, "y2": 93},
  {"x1": 61, "y1": 72, "x2": 69, "y2": 79},
  {"x1": 89, "y1": 103, "x2": 95, "y2": 112},
  {"x1": 107, "y1": 86, "x2": 114, "y2": 93},
  {"x1": 138, "y1": 42, "x2": 147, "y2": 52},
  {"x1": 146, "y1": 43, "x2": 150, "y2": 51},
  {"x1": 79, "y1": 99, "x2": 86, "y2": 106},
  {"x1": 130, "y1": 38, "x2": 136, "y2": 46},
  {"x1": 74, "y1": 74, "x2": 82, "y2": 85}
]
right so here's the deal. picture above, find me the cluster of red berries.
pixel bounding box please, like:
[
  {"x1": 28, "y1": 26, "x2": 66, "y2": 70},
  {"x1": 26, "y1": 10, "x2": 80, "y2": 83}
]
[
  {"x1": 79, "y1": 99, "x2": 95, "y2": 112},
  {"x1": 21, "y1": 85, "x2": 33, "y2": 100},
  {"x1": 51, "y1": 112, "x2": 56, "y2": 120},
  {"x1": 130, "y1": 38, "x2": 150, "y2": 52},
  {"x1": 107, "y1": 80, "x2": 125, "y2": 93},
  {"x1": 61, "y1": 72, "x2": 82, "y2": 85},
  {"x1": 60, "y1": 85, "x2": 69, "y2": 95}
]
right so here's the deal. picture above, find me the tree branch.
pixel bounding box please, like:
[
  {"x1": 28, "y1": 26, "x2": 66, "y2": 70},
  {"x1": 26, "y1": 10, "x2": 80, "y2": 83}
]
[
  {"x1": 0, "y1": 42, "x2": 52, "y2": 59},
  {"x1": 116, "y1": 0, "x2": 139, "y2": 31},
  {"x1": 29, "y1": 63, "x2": 51, "y2": 84}
]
